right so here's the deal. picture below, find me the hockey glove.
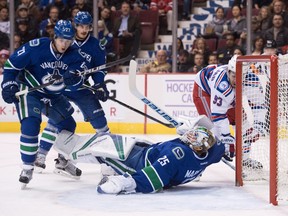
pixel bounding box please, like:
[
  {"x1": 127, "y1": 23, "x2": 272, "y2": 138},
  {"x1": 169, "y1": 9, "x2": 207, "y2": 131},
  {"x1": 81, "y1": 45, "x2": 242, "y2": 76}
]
[
  {"x1": 63, "y1": 70, "x2": 83, "y2": 87},
  {"x1": 1, "y1": 81, "x2": 19, "y2": 104},
  {"x1": 97, "y1": 173, "x2": 136, "y2": 194},
  {"x1": 93, "y1": 82, "x2": 109, "y2": 102},
  {"x1": 221, "y1": 134, "x2": 235, "y2": 162}
]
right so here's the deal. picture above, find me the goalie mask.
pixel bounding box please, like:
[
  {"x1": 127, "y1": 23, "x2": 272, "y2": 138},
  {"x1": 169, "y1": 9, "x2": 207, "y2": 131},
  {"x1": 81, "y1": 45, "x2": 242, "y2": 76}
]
[{"x1": 180, "y1": 126, "x2": 216, "y2": 157}]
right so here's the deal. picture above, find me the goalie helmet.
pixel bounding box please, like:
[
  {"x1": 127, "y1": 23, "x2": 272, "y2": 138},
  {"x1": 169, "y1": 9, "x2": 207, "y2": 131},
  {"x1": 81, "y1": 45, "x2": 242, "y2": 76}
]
[
  {"x1": 180, "y1": 126, "x2": 216, "y2": 156},
  {"x1": 74, "y1": 11, "x2": 92, "y2": 26},
  {"x1": 54, "y1": 20, "x2": 75, "y2": 40},
  {"x1": 228, "y1": 54, "x2": 239, "y2": 73}
]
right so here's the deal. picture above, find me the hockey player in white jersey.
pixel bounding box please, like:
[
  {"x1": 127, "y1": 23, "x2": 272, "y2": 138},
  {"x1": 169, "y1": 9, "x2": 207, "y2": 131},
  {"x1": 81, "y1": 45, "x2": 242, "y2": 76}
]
[
  {"x1": 52, "y1": 115, "x2": 235, "y2": 194},
  {"x1": 193, "y1": 55, "x2": 263, "y2": 169}
]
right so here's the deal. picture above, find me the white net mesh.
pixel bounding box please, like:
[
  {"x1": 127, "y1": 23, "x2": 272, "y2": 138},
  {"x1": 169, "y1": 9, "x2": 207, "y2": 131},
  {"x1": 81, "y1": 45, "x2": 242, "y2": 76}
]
[{"x1": 239, "y1": 55, "x2": 288, "y2": 203}]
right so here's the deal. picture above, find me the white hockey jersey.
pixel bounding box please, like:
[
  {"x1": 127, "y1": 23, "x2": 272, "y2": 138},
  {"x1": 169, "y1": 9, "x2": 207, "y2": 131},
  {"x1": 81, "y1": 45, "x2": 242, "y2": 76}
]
[{"x1": 194, "y1": 64, "x2": 235, "y2": 137}]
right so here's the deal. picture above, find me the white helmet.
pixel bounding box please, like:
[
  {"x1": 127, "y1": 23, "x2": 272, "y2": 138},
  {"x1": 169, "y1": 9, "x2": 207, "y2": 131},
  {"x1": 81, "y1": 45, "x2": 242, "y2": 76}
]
[
  {"x1": 228, "y1": 54, "x2": 239, "y2": 73},
  {"x1": 180, "y1": 126, "x2": 216, "y2": 156}
]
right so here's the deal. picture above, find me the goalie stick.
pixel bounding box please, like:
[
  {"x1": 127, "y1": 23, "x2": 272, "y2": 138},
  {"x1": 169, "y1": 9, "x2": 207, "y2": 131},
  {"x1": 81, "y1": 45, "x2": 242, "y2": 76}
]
[
  {"x1": 128, "y1": 60, "x2": 236, "y2": 171},
  {"x1": 82, "y1": 84, "x2": 174, "y2": 128},
  {"x1": 15, "y1": 30, "x2": 141, "y2": 97},
  {"x1": 128, "y1": 60, "x2": 181, "y2": 128}
]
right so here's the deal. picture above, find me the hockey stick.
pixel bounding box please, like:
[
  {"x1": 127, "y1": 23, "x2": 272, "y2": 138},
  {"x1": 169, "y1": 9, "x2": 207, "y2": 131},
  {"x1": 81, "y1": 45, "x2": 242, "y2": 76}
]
[
  {"x1": 221, "y1": 158, "x2": 235, "y2": 170},
  {"x1": 15, "y1": 31, "x2": 141, "y2": 97},
  {"x1": 128, "y1": 60, "x2": 236, "y2": 171},
  {"x1": 15, "y1": 57, "x2": 131, "y2": 97},
  {"x1": 15, "y1": 79, "x2": 113, "y2": 97},
  {"x1": 82, "y1": 84, "x2": 174, "y2": 128},
  {"x1": 128, "y1": 60, "x2": 181, "y2": 128}
]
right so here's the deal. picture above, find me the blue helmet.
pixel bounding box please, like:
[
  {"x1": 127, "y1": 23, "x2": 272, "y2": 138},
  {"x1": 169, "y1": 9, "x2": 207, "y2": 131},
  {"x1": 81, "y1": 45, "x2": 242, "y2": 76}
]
[
  {"x1": 54, "y1": 20, "x2": 75, "y2": 40},
  {"x1": 74, "y1": 11, "x2": 93, "y2": 25}
]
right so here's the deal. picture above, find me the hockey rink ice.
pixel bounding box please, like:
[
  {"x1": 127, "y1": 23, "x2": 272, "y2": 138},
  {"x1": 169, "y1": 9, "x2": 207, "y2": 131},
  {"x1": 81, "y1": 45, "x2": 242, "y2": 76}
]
[{"x1": 0, "y1": 133, "x2": 287, "y2": 216}]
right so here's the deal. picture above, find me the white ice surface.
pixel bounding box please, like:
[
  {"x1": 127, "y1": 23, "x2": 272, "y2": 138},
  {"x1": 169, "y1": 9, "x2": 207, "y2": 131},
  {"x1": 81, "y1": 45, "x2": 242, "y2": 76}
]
[{"x1": 0, "y1": 133, "x2": 287, "y2": 216}]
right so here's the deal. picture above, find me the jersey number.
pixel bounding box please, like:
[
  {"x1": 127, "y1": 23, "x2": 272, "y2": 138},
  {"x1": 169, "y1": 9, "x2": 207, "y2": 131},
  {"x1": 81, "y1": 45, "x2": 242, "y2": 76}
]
[
  {"x1": 213, "y1": 95, "x2": 223, "y2": 106},
  {"x1": 157, "y1": 155, "x2": 170, "y2": 166}
]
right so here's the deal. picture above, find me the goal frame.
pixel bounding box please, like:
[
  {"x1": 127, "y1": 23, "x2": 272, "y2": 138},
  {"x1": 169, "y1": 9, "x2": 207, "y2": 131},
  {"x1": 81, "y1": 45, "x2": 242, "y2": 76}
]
[{"x1": 235, "y1": 55, "x2": 279, "y2": 205}]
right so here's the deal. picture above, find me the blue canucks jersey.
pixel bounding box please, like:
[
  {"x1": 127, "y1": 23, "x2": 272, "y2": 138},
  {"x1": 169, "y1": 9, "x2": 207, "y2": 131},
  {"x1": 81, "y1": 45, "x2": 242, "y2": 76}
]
[
  {"x1": 3, "y1": 37, "x2": 87, "y2": 95},
  {"x1": 72, "y1": 34, "x2": 106, "y2": 85},
  {"x1": 132, "y1": 138, "x2": 225, "y2": 193}
]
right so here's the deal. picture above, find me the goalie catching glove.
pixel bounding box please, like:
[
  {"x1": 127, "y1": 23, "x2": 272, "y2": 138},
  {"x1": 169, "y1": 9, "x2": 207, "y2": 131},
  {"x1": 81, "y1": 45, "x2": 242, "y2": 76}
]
[
  {"x1": 97, "y1": 173, "x2": 136, "y2": 194},
  {"x1": 221, "y1": 134, "x2": 235, "y2": 162},
  {"x1": 176, "y1": 115, "x2": 214, "y2": 136}
]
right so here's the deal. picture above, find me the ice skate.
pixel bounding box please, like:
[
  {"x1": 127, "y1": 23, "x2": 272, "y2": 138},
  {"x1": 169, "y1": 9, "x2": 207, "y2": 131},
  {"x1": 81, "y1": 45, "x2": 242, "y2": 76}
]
[
  {"x1": 242, "y1": 158, "x2": 263, "y2": 170},
  {"x1": 19, "y1": 166, "x2": 34, "y2": 189},
  {"x1": 34, "y1": 153, "x2": 46, "y2": 173},
  {"x1": 54, "y1": 154, "x2": 82, "y2": 180}
]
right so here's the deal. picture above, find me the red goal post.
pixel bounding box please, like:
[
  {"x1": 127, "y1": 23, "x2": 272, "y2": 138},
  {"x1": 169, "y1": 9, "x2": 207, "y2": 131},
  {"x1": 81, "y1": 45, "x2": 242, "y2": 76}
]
[{"x1": 235, "y1": 55, "x2": 288, "y2": 205}]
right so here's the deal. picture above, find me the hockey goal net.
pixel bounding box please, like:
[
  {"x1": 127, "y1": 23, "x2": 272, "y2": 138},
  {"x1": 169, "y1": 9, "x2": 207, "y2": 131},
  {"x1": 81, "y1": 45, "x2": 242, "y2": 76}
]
[{"x1": 235, "y1": 55, "x2": 288, "y2": 205}]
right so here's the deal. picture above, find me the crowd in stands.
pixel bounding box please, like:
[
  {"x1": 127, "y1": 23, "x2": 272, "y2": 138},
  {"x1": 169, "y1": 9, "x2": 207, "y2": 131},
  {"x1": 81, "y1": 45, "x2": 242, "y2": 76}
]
[{"x1": 1, "y1": 0, "x2": 288, "y2": 75}]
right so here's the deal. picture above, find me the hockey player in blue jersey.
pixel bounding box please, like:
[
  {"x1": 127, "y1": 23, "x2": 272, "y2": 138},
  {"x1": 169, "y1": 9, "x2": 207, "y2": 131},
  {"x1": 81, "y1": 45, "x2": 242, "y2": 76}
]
[
  {"x1": 1, "y1": 20, "x2": 88, "y2": 188},
  {"x1": 35, "y1": 11, "x2": 111, "y2": 177},
  {"x1": 53, "y1": 115, "x2": 235, "y2": 194}
]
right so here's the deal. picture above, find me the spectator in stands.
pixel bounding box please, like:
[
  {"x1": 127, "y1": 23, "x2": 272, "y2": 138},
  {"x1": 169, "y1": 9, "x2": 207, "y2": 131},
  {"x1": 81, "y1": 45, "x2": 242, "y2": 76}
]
[
  {"x1": 269, "y1": 0, "x2": 288, "y2": 26},
  {"x1": 105, "y1": 0, "x2": 126, "y2": 11},
  {"x1": 39, "y1": 5, "x2": 59, "y2": 37},
  {"x1": 132, "y1": 0, "x2": 150, "y2": 12},
  {"x1": 204, "y1": 7, "x2": 228, "y2": 39},
  {"x1": 177, "y1": 49, "x2": 193, "y2": 73},
  {"x1": 20, "y1": 0, "x2": 42, "y2": 24},
  {"x1": 191, "y1": 53, "x2": 205, "y2": 73},
  {"x1": 150, "y1": 0, "x2": 173, "y2": 35},
  {"x1": 99, "y1": 6, "x2": 113, "y2": 32},
  {"x1": 207, "y1": 53, "x2": 219, "y2": 64},
  {"x1": 14, "y1": 34, "x2": 22, "y2": 49},
  {"x1": 226, "y1": 5, "x2": 247, "y2": 39},
  {"x1": 15, "y1": 19, "x2": 36, "y2": 44},
  {"x1": 0, "y1": 30, "x2": 9, "y2": 50},
  {"x1": 257, "y1": 6, "x2": 271, "y2": 33},
  {"x1": 75, "y1": 0, "x2": 92, "y2": 14},
  {"x1": 0, "y1": 6, "x2": 9, "y2": 34},
  {"x1": 69, "y1": 5, "x2": 80, "y2": 22},
  {"x1": 140, "y1": 49, "x2": 172, "y2": 73},
  {"x1": 177, "y1": 37, "x2": 184, "y2": 52},
  {"x1": 0, "y1": 0, "x2": 7, "y2": 8},
  {"x1": 16, "y1": 4, "x2": 39, "y2": 40},
  {"x1": 233, "y1": 47, "x2": 245, "y2": 55},
  {"x1": 253, "y1": 0, "x2": 273, "y2": 9},
  {"x1": 182, "y1": 0, "x2": 192, "y2": 20},
  {"x1": 0, "y1": 48, "x2": 8, "y2": 75},
  {"x1": 43, "y1": 0, "x2": 70, "y2": 20},
  {"x1": 112, "y1": 1, "x2": 141, "y2": 59},
  {"x1": 189, "y1": 37, "x2": 211, "y2": 65},
  {"x1": 251, "y1": 36, "x2": 265, "y2": 55},
  {"x1": 217, "y1": 33, "x2": 241, "y2": 64},
  {"x1": 263, "y1": 13, "x2": 288, "y2": 50}
]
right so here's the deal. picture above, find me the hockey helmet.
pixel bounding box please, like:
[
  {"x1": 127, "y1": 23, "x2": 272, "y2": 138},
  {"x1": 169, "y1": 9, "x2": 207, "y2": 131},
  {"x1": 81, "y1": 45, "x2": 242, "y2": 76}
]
[
  {"x1": 228, "y1": 54, "x2": 239, "y2": 73},
  {"x1": 181, "y1": 126, "x2": 216, "y2": 156},
  {"x1": 54, "y1": 20, "x2": 75, "y2": 40},
  {"x1": 74, "y1": 11, "x2": 93, "y2": 26}
]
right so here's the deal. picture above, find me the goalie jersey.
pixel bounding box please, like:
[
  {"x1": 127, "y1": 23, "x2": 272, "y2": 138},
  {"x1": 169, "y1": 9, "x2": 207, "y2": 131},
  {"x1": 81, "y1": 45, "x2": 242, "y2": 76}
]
[
  {"x1": 3, "y1": 37, "x2": 87, "y2": 95},
  {"x1": 109, "y1": 138, "x2": 225, "y2": 193},
  {"x1": 194, "y1": 64, "x2": 235, "y2": 136}
]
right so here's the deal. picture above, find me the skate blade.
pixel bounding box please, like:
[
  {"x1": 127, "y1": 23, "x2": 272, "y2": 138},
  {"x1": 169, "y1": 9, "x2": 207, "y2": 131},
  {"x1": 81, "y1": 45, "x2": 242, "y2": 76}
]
[
  {"x1": 21, "y1": 183, "x2": 28, "y2": 190},
  {"x1": 53, "y1": 168, "x2": 80, "y2": 180}
]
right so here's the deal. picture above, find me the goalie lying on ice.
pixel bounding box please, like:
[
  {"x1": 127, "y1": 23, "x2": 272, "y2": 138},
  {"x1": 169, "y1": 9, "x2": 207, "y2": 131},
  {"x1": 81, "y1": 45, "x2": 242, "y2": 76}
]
[{"x1": 53, "y1": 116, "x2": 234, "y2": 194}]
